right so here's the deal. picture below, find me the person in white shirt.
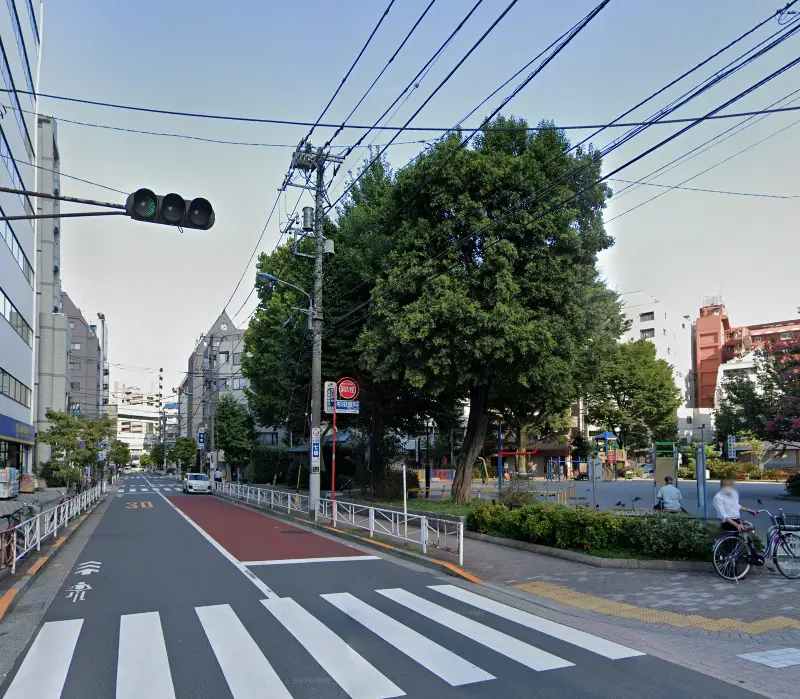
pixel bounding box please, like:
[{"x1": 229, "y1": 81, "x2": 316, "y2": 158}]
[
  {"x1": 712, "y1": 478, "x2": 757, "y2": 532},
  {"x1": 655, "y1": 476, "x2": 683, "y2": 511},
  {"x1": 214, "y1": 468, "x2": 222, "y2": 484}
]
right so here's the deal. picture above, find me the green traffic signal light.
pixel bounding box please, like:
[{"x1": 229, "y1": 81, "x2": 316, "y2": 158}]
[
  {"x1": 128, "y1": 189, "x2": 157, "y2": 220},
  {"x1": 125, "y1": 188, "x2": 215, "y2": 229}
]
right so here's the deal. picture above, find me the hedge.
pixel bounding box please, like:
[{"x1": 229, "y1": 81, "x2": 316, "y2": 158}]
[
  {"x1": 468, "y1": 501, "x2": 715, "y2": 561},
  {"x1": 787, "y1": 473, "x2": 800, "y2": 497}
]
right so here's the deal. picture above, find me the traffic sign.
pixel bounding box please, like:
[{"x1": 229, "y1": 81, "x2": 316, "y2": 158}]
[
  {"x1": 324, "y1": 381, "x2": 336, "y2": 414},
  {"x1": 334, "y1": 399, "x2": 359, "y2": 414},
  {"x1": 311, "y1": 427, "x2": 321, "y2": 472},
  {"x1": 338, "y1": 377, "x2": 359, "y2": 400}
]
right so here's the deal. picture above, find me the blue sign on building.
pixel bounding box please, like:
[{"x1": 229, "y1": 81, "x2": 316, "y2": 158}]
[{"x1": 0, "y1": 414, "x2": 35, "y2": 446}]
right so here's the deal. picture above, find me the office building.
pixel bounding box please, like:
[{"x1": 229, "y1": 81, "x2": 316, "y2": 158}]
[
  {"x1": 108, "y1": 382, "x2": 160, "y2": 461},
  {"x1": 180, "y1": 311, "x2": 283, "y2": 478},
  {"x1": 62, "y1": 292, "x2": 105, "y2": 417},
  {"x1": 0, "y1": 1, "x2": 41, "y2": 473},
  {"x1": 33, "y1": 115, "x2": 69, "y2": 467}
]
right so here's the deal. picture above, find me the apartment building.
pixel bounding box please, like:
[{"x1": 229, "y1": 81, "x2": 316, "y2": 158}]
[
  {"x1": 0, "y1": 1, "x2": 41, "y2": 473},
  {"x1": 62, "y1": 292, "x2": 106, "y2": 417},
  {"x1": 108, "y1": 382, "x2": 160, "y2": 461}
]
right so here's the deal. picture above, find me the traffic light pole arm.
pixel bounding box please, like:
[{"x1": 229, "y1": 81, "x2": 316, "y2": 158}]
[
  {"x1": 0, "y1": 185, "x2": 126, "y2": 210},
  {"x1": 0, "y1": 211, "x2": 127, "y2": 222}
]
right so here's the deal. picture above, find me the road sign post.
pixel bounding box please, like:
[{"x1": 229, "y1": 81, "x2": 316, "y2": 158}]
[
  {"x1": 311, "y1": 427, "x2": 321, "y2": 476},
  {"x1": 331, "y1": 377, "x2": 360, "y2": 518}
]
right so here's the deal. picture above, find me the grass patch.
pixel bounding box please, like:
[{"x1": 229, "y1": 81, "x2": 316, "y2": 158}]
[{"x1": 373, "y1": 498, "x2": 475, "y2": 517}]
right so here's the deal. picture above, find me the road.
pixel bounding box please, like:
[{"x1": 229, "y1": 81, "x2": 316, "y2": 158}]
[{"x1": 0, "y1": 475, "x2": 765, "y2": 699}]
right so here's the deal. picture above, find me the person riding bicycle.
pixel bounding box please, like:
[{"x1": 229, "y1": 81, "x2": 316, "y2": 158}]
[
  {"x1": 713, "y1": 477, "x2": 757, "y2": 533},
  {"x1": 655, "y1": 476, "x2": 683, "y2": 512}
]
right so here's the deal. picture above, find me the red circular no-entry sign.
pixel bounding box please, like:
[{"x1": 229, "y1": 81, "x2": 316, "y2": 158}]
[{"x1": 338, "y1": 377, "x2": 359, "y2": 400}]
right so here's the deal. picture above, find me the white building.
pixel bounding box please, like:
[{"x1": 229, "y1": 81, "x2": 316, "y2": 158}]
[
  {"x1": 108, "y1": 382, "x2": 160, "y2": 461},
  {"x1": 620, "y1": 292, "x2": 700, "y2": 442},
  {"x1": 0, "y1": 1, "x2": 41, "y2": 473}
]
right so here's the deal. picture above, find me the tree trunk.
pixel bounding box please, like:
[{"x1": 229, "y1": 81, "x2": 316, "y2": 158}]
[
  {"x1": 452, "y1": 384, "x2": 491, "y2": 504},
  {"x1": 518, "y1": 425, "x2": 529, "y2": 474}
]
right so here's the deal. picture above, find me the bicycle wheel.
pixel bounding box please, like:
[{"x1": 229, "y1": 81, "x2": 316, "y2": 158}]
[
  {"x1": 773, "y1": 532, "x2": 800, "y2": 579},
  {"x1": 713, "y1": 535, "x2": 751, "y2": 581}
]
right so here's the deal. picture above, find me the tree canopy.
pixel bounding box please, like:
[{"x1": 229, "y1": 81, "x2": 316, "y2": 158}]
[
  {"x1": 169, "y1": 437, "x2": 199, "y2": 471},
  {"x1": 108, "y1": 440, "x2": 131, "y2": 469},
  {"x1": 38, "y1": 409, "x2": 116, "y2": 483},
  {"x1": 214, "y1": 393, "x2": 255, "y2": 467}
]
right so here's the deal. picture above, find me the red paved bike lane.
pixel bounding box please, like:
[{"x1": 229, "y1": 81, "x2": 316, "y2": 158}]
[{"x1": 167, "y1": 495, "x2": 363, "y2": 562}]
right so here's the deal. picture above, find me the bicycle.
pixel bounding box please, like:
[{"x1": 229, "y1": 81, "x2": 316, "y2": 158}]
[{"x1": 712, "y1": 501, "x2": 800, "y2": 581}]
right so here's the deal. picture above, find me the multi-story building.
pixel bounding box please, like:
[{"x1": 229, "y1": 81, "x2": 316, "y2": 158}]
[
  {"x1": 695, "y1": 296, "x2": 800, "y2": 408},
  {"x1": 62, "y1": 292, "x2": 104, "y2": 417},
  {"x1": 32, "y1": 115, "x2": 69, "y2": 467},
  {"x1": 108, "y1": 382, "x2": 160, "y2": 461},
  {"x1": 619, "y1": 292, "x2": 703, "y2": 442},
  {"x1": 0, "y1": 1, "x2": 41, "y2": 473},
  {"x1": 180, "y1": 311, "x2": 283, "y2": 478}
]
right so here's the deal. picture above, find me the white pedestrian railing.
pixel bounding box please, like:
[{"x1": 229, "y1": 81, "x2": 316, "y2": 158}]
[
  {"x1": 214, "y1": 482, "x2": 309, "y2": 516},
  {"x1": 213, "y1": 482, "x2": 464, "y2": 566},
  {"x1": 0, "y1": 485, "x2": 104, "y2": 575}
]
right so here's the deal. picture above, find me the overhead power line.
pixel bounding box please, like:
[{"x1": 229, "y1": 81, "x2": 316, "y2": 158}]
[{"x1": 607, "y1": 177, "x2": 799, "y2": 200}]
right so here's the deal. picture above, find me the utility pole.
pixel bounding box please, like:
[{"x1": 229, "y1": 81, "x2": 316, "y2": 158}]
[
  {"x1": 285, "y1": 143, "x2": 344, "y2": 511},
  {"x1": 206, "y1": 334, "x2": 216, "y2": 479}
]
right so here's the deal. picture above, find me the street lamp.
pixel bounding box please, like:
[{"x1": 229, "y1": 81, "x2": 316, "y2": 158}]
[{"x1": 258, "y1": 273, "x2": 314, "y2": 329}]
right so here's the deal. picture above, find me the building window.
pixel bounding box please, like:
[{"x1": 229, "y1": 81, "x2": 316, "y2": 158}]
[
  {"x1": 218, "y1": 351, "x2": 229, "y2": 366},
  {"x1": 220, "y1": 323, "x2": 228, "y2": 331},
  {"x1": 260, "y1": 432, "x2": 279, "y2": 445},
  {"x1": 667, "y1": 347, "x2": 671, "y2": 355},
  {"x1": 70, "y1": 382, "x2": 80, "y2": 390},
  {"x1": 232, "y1": 377, "x2": 248, "y2": 390},
  {"x1": 781, "y1": 332, "x2": 793, "y2": 340},
  {"x1": 0, "y1": 126, "x2": 34, "y2": 215},
  {"x1": 663, "y1": 328, "x2": 667, "y2": 336},
  {"x1": 754, "y1": 335, "x2": 761, "y2": 342},
  {"x1": 640, "y1": 328, "x2": 655, "y2": 339},
  {"x1": 0, "y1": 366, "x2": 31, "y2": 407},
  {"x1": 69, "y1": 321, "x2": 75, "y2": 330},
  {"x1": 686, "y1": 416, "x2": 693, "y2": 425},
  {"x1": 639, "y1": 312, "x2": 654, "y2": 322},
  {"x1": 0, "y1": 210, "x2": 34, "y2": 285},
  {"x1": 71, "y1": 342, "x2": 81, "y2": 350},
  {"x1": 1, "y1": 286, "x2": 33, "y2": 346},
  {"x1": 233, "y1": 353, "x2": 242, "y2": 365},
  {"x1": 681, "y1": 323, "x2": 686, "y2": 329},
  {"x1": 5, "y1": 0, "x2": 34, "y2": 93},
  {"x1": 217, "y1": 378, "x2": 229, "y2": 390},
  {"x1": 69, "y1": 362, "x2": 78, "y2": 371}
]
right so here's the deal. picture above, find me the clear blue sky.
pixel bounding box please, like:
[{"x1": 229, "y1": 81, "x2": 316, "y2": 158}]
[{"x1": 39, "y1": 0, "x2": 800, "y2": 396}]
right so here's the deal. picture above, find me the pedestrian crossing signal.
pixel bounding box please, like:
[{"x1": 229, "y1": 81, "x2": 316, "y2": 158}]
[{"x1": 126, "y1": 189, "x2": 215, "y2": 230}]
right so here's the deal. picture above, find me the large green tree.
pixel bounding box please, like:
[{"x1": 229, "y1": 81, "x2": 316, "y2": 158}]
[
  {"x1": 169, "y1": 437, "x2": 199, "y2": 473},
  {"x1": 108, "y1": 440, "x2": 131, "y2": 470},
  {"x1": 139, "y1": 453, "x2": 152, "y2": 468},
  {"x1": 214, "y1": 393, "x2": 255, "y2": 470},
  {"x1": 587, "y1": 340, "x2": 682, "y2": 449},
  {"x1": 358, "y1": 118, "x2": 617, "y2": 502},
  {"x1": 150, "y1": 443, "x2": 165, "y2": 470},
  {"x1": 38, "y1": 409, "x2": 115, "y2": 484}
]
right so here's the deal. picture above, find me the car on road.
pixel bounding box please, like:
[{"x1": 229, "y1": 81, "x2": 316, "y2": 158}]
[
  {"x1": 183, "y1": 473, "x2": 211, "y2": 494},
  {"x1": 122, "y1": 466, "x2": 132, "y2": 475}
]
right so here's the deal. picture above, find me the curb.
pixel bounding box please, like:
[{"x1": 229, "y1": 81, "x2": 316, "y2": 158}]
[
  {"x1": 212, "y1": 493, "x2": 482, "y2": 584},
  {"x1": 465, "y1": 531, "x2": 712, "y2": 572},
  {"x1": 0, "y1": 496, "x2": 106, "y2": 623},
  {"x1": 775, "y1": 495, "x2": 800, "y2": 501}
]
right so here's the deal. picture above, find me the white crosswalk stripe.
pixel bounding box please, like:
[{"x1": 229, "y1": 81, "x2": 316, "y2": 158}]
[
  {"x1": 323, "y1": 592, "x2": 493, "y2": 686},
  {"x1": 262, "y1": 597, "x2": 404, "y2": 699},
  {"x1": 430, "y1": 584, "x2": 644, "y2": 660},
  {"x1": 2, "y1": 587, "x2": 644, "y2": 698},
  {"x1": 377, "y1": 588, "x2": 574, "y2": 672},
  {"x1": 117, "y1": 612, "x2": 176, "y2": 698},
  {"x1": 197, "y1": 604, "x2": 292, "y2": 698},
  {"x1": 2, "y1": 619, "x2": 82, "y2": 698}
]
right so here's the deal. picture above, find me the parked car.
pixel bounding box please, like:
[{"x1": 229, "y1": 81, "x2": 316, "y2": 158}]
[
  {"x1": 183, "y1": 473, "x2": 211, "y2": 494},
  {"x1": 122, "y1": 466, "x2": 132, "y2": 475}
]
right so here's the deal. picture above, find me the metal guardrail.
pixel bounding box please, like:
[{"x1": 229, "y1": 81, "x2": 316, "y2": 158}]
[
  {"x1": 213, "y1": 482, "x2": 464, "y2": 566},
  {"x1": 214, "y1": 482, "x2": 309, "y2": 516},
  {"x1": 0, "y1": 485, "x2": 103, "y2": 575}
]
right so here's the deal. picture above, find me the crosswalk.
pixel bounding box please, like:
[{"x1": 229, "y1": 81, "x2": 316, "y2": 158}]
[
  {"x1": 116, "y1": 485, "x2": 182, "y2": 494},
  {"x1": 2, "y1": 584, "x2": 644, "y2": 698}
]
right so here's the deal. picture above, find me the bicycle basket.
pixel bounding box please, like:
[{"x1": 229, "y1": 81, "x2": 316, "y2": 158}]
[{"x1": 777, "y1": 513, "x2": 800, "y2": 530}]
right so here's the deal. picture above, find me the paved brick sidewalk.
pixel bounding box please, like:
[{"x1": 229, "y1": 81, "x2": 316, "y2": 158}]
[{"x1": 461, "y1": 536, "x2": 800, "y2": 698}]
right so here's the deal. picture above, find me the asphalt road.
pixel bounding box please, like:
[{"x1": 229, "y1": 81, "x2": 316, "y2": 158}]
[{"x1": 0, "y1": 475, "x2": 765, "y2": 699}]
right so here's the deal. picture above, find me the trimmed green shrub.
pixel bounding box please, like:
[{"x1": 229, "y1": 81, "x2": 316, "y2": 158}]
[
  {"x1": 378, "y1": 470, "x2": 421, "y2": 500},
  {"x1": 468, "y1": 501, "x2": 714, "y2": 561},
  {"x1": 786, "y1": 473, "x2": 800, "y2": 497}
]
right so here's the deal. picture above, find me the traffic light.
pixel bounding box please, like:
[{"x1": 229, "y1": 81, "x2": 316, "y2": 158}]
[{"x1": 126, "y1": 189, "x2": 215, "y2": 230}]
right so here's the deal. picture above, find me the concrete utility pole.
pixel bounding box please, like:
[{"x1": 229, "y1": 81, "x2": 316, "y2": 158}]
[
  {"x1": 207, "y1": 334, "x2": 216, "y2": 479},
  {"x1": 284, "y1": 143, "x2": 344, "y2": 511}
]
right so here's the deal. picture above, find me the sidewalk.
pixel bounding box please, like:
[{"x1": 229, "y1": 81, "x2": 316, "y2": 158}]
[{"x1": 457, "y1": 535, "x2": 799, "y2": 699}]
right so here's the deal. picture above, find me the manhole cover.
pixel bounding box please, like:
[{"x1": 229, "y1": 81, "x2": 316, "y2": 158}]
[{"x1": 281, "y1": 530, "x2": 311, "y2": 534}]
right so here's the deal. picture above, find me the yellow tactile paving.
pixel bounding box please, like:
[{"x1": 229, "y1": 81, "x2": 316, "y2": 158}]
[{"x1": 515, "y1": 581, "x2": 800, "y2": 633}]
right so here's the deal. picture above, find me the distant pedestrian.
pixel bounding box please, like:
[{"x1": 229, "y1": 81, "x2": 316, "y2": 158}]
[
  {"x1": 655, "y1": 476, "x2": 683, "y2": 512},
  {"x1": 214, "y1": 468, "x2": 222, "y2": 486}
]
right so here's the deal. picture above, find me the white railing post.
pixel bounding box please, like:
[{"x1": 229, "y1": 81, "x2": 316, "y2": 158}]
[
  {"x1": 369, "y1": 507, "x2": 375, "y2": 538},
  {"x1": 421, "y1": 516, "x2": 428, "y2": 554},
  {"x1": 36, "y1": 515, "x2": 41, "y2": 551},
  {"x1": 459, "y1": 521, "x2": 464, "y2": 567},
  {"x1": 270, "y1": 489, "x2": 275, "y2": 509},
  {"x1": 11, "y1": 530, "x2": 17, "y2": 574}
]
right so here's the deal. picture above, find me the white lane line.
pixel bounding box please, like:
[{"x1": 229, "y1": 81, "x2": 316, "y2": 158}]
[
  {"x1": 262, "y1": 598, "x2": 404, "y2": 699},
  {"x1": 139, "y1": 487, "x2": 148, "y2": 492},
  {"x1": 323, "y1": 592, "x2": 493, "y2": 687},
  {"x1": 3, "y1": 619, "x2": 83, "y2": 698},
  {"x1": 196, "y1": 604, "x2": 292, "y2": 698},
  {"x1": 246, "y1": 555, "x2": 380, "y2": 566},
  {"x1": 377, "y1": 588, "x2": 573, "y2": 672},
  {"x1": 117, "y1": 612, "x2": 175, "y2": 699},
  {"x1": 142, "y1": 476, "x2": 277, "y2": 599},
  {"x1": 431, "y1": 585, "x2": 644, "y2": 660}
]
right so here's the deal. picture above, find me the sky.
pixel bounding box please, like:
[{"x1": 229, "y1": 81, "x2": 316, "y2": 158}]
[{"x1": 37, "y1": 0, "x2": 800, "y2": 400}]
